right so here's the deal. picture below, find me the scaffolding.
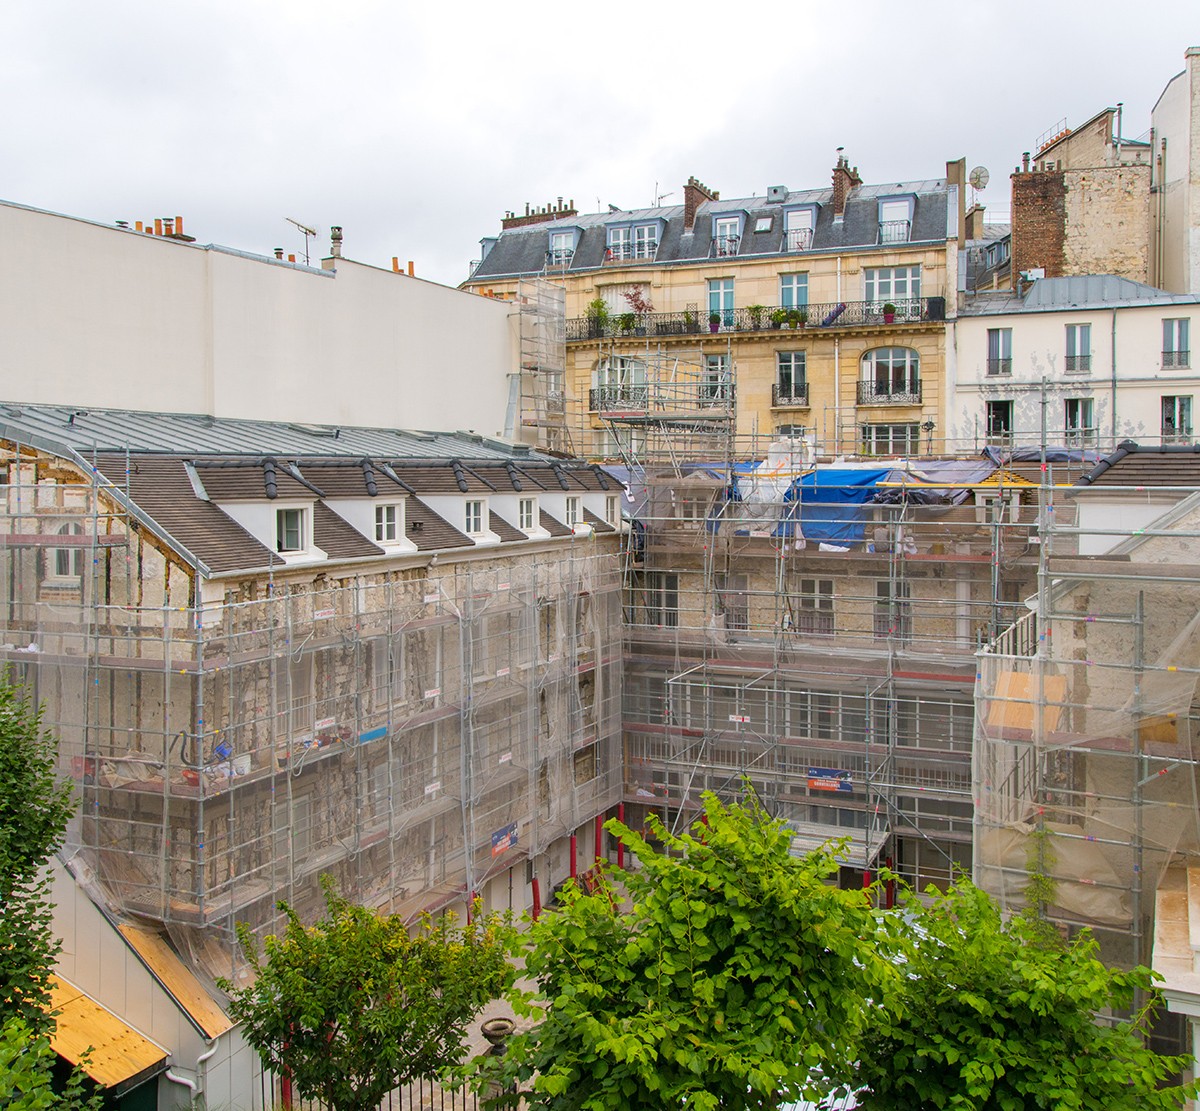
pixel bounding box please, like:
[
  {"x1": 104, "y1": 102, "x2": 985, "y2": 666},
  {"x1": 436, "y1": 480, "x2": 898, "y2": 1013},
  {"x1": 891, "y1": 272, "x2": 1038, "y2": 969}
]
[
  {"x1": 976, "y1": 484, "x2": 1200, "y2": 970},
  {"x1": 516, "y1": 279, "x2": 573, "y2": 455},
  {"x1": 0, "y1": 445, "x2": 623, "y2": 991}
]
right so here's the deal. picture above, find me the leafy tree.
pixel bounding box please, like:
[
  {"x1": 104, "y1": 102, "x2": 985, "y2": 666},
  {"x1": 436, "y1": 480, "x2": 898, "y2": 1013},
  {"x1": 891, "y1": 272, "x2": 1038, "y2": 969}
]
[
  {"x1": 223, "y1": 875, "x2": 515, "y2": 1111},
  {"x1": 486, "y1": 790, "x2": 895, "y2": 1110},
  {"x1": 857, "y1": 880, "x2": 1198, "y2": 1110}
]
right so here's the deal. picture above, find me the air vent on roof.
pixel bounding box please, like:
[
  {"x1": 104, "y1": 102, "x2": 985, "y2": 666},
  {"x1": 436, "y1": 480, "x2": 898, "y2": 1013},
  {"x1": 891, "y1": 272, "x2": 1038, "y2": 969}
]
[{"x1": 767, "y1": 186, "x2": 788, "y2": 204}]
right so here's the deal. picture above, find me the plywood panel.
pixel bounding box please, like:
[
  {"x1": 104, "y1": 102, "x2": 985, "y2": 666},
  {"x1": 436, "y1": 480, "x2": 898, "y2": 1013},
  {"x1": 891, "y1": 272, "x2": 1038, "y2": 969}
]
[{"x1": 118, "y1": 924, "x2": 234, "y2": 1038}]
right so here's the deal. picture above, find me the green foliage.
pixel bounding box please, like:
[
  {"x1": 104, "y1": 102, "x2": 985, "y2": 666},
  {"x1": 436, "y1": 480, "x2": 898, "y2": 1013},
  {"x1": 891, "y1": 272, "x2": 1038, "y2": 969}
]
[
  {"x1": 486, "y1": 790, "x2": 895, "y2": 1110},
  {"x1": 0, "y1": 1018, "x2": 102, "y2": 1111},
  {"x1": 223, "y1": 875, "x2": 515, "y2": 1111},
  {"x1": 857, "y1": 880, "x2": 1198, "y2": 1110},
  {"x1": 616, "y1": 312, "x2": 636, "y2": 334},
  {"x1": 585, "y1": 298, "x2": 608, "y2": 323}
]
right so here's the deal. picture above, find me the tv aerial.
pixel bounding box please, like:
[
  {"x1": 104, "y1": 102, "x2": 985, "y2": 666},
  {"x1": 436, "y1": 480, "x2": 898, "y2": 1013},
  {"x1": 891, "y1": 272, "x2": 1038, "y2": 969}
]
[{"x1": 285, "y1": 217, "x2": 317, "y2": 265}]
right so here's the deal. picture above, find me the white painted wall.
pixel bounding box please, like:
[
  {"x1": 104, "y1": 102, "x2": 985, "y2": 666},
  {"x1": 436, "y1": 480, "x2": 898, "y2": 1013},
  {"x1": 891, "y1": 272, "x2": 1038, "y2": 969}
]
[
  {"x1": 950, "y1": 300, "x2": 1200, "y2": 451},
  {"x1": 1152, "y1": 48, "x2": 1200, "y2": 294},
  {"x1": 0, "y1": 201, "x2": 516, "y2": 434}
]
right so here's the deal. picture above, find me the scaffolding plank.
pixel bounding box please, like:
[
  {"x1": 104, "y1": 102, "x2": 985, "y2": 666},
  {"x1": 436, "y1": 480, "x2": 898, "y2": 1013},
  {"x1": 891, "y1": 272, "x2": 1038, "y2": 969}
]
[{"x1": 118, "y1": 924, "x2": 234, "y2": 1038}]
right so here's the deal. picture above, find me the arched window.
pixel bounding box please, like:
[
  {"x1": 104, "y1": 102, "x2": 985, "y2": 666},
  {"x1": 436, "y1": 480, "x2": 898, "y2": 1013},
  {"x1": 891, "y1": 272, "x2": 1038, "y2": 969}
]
[
  {"x1": 591, "y1": 357, "x2": 647, "y2": 410},
  {"x1": 860, "y1": 347, "x2": 920, "y2": 401},
  {"x1": 51, "y1": 522, "x2": 84, "y2": 580}
]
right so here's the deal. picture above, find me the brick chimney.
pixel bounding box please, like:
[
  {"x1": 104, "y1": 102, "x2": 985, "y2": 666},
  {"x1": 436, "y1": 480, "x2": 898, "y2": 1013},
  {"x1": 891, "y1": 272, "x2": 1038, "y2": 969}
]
[
  {"x1": 501, "y1": 198, "x2": 577, "y2": 230},
  {"x1": 684, "y1": 176, "x2": 719, "y2": 231},
  {"x1": 831, "y1": 150, "x2": 862, "y2": 218}
]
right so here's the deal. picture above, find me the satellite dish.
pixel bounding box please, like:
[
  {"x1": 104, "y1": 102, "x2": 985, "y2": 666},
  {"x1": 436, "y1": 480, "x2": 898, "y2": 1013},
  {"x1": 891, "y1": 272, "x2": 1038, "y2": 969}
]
[{"x1": 969, "y1": 166, "x2": 990, "y2": 190}]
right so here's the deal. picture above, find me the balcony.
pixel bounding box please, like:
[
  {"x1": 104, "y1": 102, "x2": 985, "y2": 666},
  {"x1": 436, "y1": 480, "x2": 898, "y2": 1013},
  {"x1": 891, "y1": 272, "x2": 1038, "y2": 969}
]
[
  {"x1": 857, "y1": 379, "x2": 922, "y2": 406},
  {"x1": 711, "y1": 235, "x2": 741, "y2": 258},
  {"x1": 1063, "y1": 427, "x2": 1098, "y2": 448},
  {"x1": 604, "y1": 242, "x2": 658, "y2": 265},
  {"x1": 566, "y1": 296, "x2": 945, "y2": 342},
  {"x1": 784, "y1": 227, "x2": 814, "y2": 252},
  {"x1": 1164, "y1": 350, "x2": 1191, "y2": 368},
  {"x1": 986, "y1": 358, "x2": 1012, "y2": 377},
  {"x1": 878, "y1": 220, "x2": 911, "y2": 244},
  {"x1": 1064, "y1": 355, "x2": 1092, "y2": 374},
  {"x1": 772, "y1": 383, "x2": 809, "y2": 407},
  {"x1": 589, "y1": 385, "x2": 649, "y2": 411},
  {"x1": 545, "y1": 249, "x2": 574, "y2": 270},
  {"x1": 1163, "y1": 426, "x2": 1194, "y2": 445}
]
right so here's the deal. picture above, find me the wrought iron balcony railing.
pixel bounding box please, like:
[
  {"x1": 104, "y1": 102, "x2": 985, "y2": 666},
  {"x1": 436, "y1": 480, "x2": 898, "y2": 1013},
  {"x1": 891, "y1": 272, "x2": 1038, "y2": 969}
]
[
  {"x1": 986, "y1": 358, "x2": 1012, "y2": 376},
  {"x1": 772, "y1": 383, "x2": 809, "y2": 407},
  {"x1": 1065, "y1": 355, "x2": 1092, "y2": 373},
  {"x1": 1163, "y1": 427, "x2": 1194, "y2": 445},
  {"x1": 566, "y1": 296, "x2": 945, "y2": 341},
  {"x1": 589, "y1": 385, "x2": 649, "y2": 411},
  {"x1": 1164, "y1": 350, "x2": 1191, "y2": 368},
  {"x1": 784, "y1": 227, "x2": 814, "y2": 252},
  {"x1": 878, "y1": 220, "x2": 911, "y2": 244},
  {"x1": 545, "y1": 249, "x2": 574, "y2": 268},
  {"x1": 588, "y1": 382, "x2": 734, "y2": 412},
  {"x1": 711, "y1": 235, "x2": 741, "y2": 257},
  {"x1": 857, "y1": 379, "x2": 922, "y2": 405},
  {"x1": 604, "y1": 242, "x2": 658, "y2": 264}
]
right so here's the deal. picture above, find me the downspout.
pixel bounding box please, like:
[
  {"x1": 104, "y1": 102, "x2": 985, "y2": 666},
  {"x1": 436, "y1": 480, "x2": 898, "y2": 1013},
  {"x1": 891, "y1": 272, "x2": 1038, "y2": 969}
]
[
  {"x1": 835, "y1": 256, "x2": 843, "y2": 453},
  {"x1": 164, "y1": 1040, "x2": 219, "y2": 1108},
  {"x1": 1111, "y1": 307, "x2": 1118, "y2": 445}
]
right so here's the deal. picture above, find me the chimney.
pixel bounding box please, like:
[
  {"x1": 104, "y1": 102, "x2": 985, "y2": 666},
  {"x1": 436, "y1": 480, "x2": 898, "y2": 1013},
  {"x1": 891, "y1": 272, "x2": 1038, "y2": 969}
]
[
  {"x1": 831, "y1": 149, "x2": 862, "y2": 218},
  {"x1": 965, "y1": 204, "x2": 986, "y2": 240},
  {"x1": 330, "y1": 226, "x2": 343, "y2": 258},
  {"x1": 275, "y1": 248, "x2": 284, "y2": 260},
  {"x1": 683, "y1": 176, "x2": 718, "y2": 231},
  {"x1": 407, "y1": 261, "x2": 415, "y2": 277},
  {"x1": 500, "y1": 197, "x2": 577, "y2": 230}
]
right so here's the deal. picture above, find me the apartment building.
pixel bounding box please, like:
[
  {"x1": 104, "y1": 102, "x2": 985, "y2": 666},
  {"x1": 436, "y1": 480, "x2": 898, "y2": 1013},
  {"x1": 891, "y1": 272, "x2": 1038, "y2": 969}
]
[{"x1": 463, "y1": 155, "x2": 967, "y2": 460}]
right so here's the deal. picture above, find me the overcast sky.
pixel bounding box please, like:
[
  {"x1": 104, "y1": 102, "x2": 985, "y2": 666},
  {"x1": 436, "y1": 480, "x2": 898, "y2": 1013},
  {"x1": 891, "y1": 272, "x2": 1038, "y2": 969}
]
[{"x1": 3, "y1": 3, "x2": 1197, "y2": 288}]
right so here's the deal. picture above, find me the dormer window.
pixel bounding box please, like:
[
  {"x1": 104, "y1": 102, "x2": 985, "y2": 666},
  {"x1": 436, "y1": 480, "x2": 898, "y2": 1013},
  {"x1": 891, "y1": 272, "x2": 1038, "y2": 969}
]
[
  {"x1": 518, "y1": 497, "x2": 537, "y2": 532},
  {"x1": 548, "y1": 230, "x2": 575, "y2": 267},
  {"x1": 465, "y1": 499, "x2": 485, "y2": 535},
  {"x1": 878, "y1": 198, "x2": 913, "y2": 244},
  {"x1": 712, "y1": 215, "x2": 741, "y2": 257},
  {"x1": 375, "y1": 503, "x2": 403, "y2": 543},
  {"x1": 784, "y1": 207, "x2": 816, "y2": 251},
  {"x1": 607, "y1": 226, "x2": 632, "y2": 261},
  {"x1": 276, "y1": 507, "x2": 307, "y2": 553},
  {"x1": 606, "y1": 223, "x2": 659, "y2": 262},
  {"x1": 632, "y1": 224, "x2": 658, "y2": 259}
]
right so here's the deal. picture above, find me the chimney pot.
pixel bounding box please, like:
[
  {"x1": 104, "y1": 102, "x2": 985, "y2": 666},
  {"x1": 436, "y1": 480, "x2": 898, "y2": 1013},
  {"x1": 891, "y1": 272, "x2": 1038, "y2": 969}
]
[
  {"x1": 135, "y1": 221, "x2": 144, "y2": 232},
  {"x1": 392, "y1": 257, "x2": 399, "y2": 272},
  {"x1": 288, "y1": 253, "x2": 296, "y2": 263},
  {"x1": 175, "y1": 215, "x2": 184, "y2": 236},
  {"x1": 330, "y1": 225, "x2": 343, "y2": 258},
  {"x1": 154, "y1": 218, "x2": 163, "y2": 236},
  {"x1": 407, "y1": 260, "x2": 415, "y2": 277}
]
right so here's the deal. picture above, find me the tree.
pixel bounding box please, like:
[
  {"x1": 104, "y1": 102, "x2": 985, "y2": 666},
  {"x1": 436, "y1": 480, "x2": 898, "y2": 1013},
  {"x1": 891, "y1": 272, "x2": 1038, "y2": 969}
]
[
  {"x1": 856, "y1": 880, "x2": 1198, "y2": 1110},
  {"x1": 0, "y1": 670, "x2": 98, "y2": 1109},
  {"x1": 487, "y1": 790, "x2": 895, "y2": 1110},
  {"x1": 223, "y1": 875, "x2": 515, "y2": 1111}
]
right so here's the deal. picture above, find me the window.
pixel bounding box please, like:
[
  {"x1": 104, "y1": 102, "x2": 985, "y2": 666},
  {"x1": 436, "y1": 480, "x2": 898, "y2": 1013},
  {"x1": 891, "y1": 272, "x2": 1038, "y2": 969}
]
[
  {"x1": 375, "y1": 503, "x2": 401, "y2": 543},
  {"x1": 986, "y1": 400, "x2": 1014, "y2": 444},
  {"x1": 878, "y1": 198, "x2": 912, "y2": 243},
  {"x1": 708, "y1": 278, "x2": 734, "y2": 325},
  {"x1": 860, "y1": 423, "x2": 920, "y2": 455},
  {"x1": 702, "y1": 354, "x2": 732, "y2": 404},
  {"x1": 793, "y1": 578, "x2": 834, "y2": 636},
  {"x1": 548, "y1": 231, "x2": 574, "y2": 266},
  {"x1": 1064, "y1": 398, "x2": 1095, "y2": 447},
  {"x1": 676, "y1": 492, "x2": 710, "y2": 527},
  {"x1": 641, "y1": 571, "x2": 679, "y2": 628},
  {"x1": 864, "y1": 265, "x2": 920, "y2": 306},
  {"x1": 1164, "y1": 318, "x2": 1191, "y2": 368},
  {"x1": 754, "y1": 216, "x2": 773, "y2": 233},
  {"x1": 1065, "y1": 324, "x2": 1091, "y2": 372},
  {"x1": 986, "y1": 328, "x2": 1012, "y2": 376},
  {"x1": 859, "y1": 347, "x2": 920, "y2": 402},
  {"x1": 775, "y1": 352, "x2": 807, "y2": 405},
  {"x1": 606, "y1": 225, "x2": 631, "y2": 260},
  {"x1": 776, "y1": 424, "x2": 808, "y2": 437},
  {"x1": 276, "y1": 507, "x2": 306, "y2": 553},
  {"x1": 465, "y1": 500, "x2": 484, "y2": 535},
  {"x1": 1162, "y1": 396, "x2": 1193, "y2": 444},
  {"x1": 605, "y1": 494, "x2": 619, "y2": 525},
  {"x1": 713, "y1": 216, "x2": 740, "y2": 256},
  {"x1": 47, "y1": 522, "x2": 84, "y2": 583},
  {"x1": 716, "y1": 573, "x2": 748, "y2": 632},
  {"x1": 784, "y1": 208, "x2": 814, "y2": 252},
  {"x1": 779, "y1": 273, "x2": 809, "y2": 309},
  {"x1": 564, "y1": 497, "x2": 581, "y2": 527},
  {"x1": 875, "y1": 580, "x2": 912, "y2": 643},
  {"x1": 591, "y1": 356, "x2": 647, "y2": 409},
  {"x1": 632, "y1": 224, "x2": 659, "y2": 259},
  {"x1": 518, "y1": 497, "x2": 536, "y2": 531}
]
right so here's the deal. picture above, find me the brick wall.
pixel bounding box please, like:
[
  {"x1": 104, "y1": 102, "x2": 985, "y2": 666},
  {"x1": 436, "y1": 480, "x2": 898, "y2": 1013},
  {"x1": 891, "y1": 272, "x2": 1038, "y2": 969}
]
[{"x1": 1011, "y1": 170, "x2": 1067, "y2": 280}]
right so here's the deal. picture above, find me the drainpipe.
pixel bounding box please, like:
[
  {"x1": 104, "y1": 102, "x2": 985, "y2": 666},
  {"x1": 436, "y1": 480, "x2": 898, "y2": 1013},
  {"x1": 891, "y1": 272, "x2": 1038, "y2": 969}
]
[
  {"x1": 835, "y1": 257, "x2": 843, "y2": 454},
  {"x1": 164, "y1": 1040, "x2": 219, "y2": 1108},
  {"x1": 1111, "y1": 308, "x2": 1118, "y2": 445}
]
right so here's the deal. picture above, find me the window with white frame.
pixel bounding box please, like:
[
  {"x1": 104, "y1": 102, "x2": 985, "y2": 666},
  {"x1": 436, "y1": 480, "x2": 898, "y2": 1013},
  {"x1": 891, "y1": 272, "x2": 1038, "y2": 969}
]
[
  {"x1": 703, "y1": 354, "x2": 732, "y2": 404},
  {"x1": 784, "y1": 208, "x2": 814, "y2": 251},
  {"x1": 592, "y1": 356, "x2": 647, "y2": 408},
  {"x1": 776, "y1": 424, "x2": 808, "y2": 437},
  {"x1": 1164, "y1": 318, "x2": 1191, "y2": 368},
  {"x1": 776, "y1": 352, "x2": 807, "y2": 404},
  {"x1": 632, "y1": 224, "x2": 658, "y2": 259},
  {"x1": 46, "y1": 522, "x2": 84, "y2": 583},
  {"x1": 607, "y1": 225, "x2": 632, "y2": 260},
  {"x1": 792, "y1": 578, "x2": 834, "y2": 636},
  {"x1": 639, "y1": 571, "x2": 678, "y2": 628},
  {"x1": 1064, "y1": 397, "x2": 1095, "y2": 446},
  {"x1": 605, "y1": 494, "x2": 619, "y2": 525},
  {"x1": 986, "y1": 400, "x2": 1013, "y2": 442},
  {"x1": 779, "y1": 273, "x2": 809, "y2": 309},
  {"x1": 1162, "y1": 395, "x2": 1193, "y2": 443},
  {"x1": 708, "y1": 278, "x2": 734, "y2": 325},
  {"x1": 276, "y1": 507, "x2": 307, "y2": 553},
  {"x1": 518, "y1": 497, "x2": 536, "y2": 531},
  {"x1": 864, "y1": 265, "x2": 921, "y2": 306},
  {"x1": 713, "y1": 216, "x2": 740, "y2": 256},
  {"x1": 375, "y1": 503, "x2": 402, "y2": 543},
  {"x1": 1065, "y1": 324, "x2": 1091, "y2": 372},
  {"x1": 548, "y1": 230, "x2": 574, "y2": 266},
  {"x1": 878, "y1": 198, "x2": 912, "y2": 243},
  {"x1": 987, "y1": 328, "x2": 1012, "y2": 375},
  {"x1": 861, "y1": 423, "x2": 920, "y2": 456},
  {"x1": 860, "y1": 347, "x2": 920, "y2": 400},
  {"x1": 564, "y1": 496, "x2": 581, "y2": 527},
  {"x1": 465, "y1": 499, "x2": 485, "y2": 535}
]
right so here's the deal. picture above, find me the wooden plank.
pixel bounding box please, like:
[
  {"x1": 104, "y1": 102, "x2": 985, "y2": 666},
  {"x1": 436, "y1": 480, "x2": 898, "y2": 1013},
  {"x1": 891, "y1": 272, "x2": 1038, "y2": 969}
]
[
  {"x1": 986, "y1": 671, "x2": 1068, "y2": 732},
  {"x1": 0, "y1": 533, "x2": 127, "y2": 547},
  {"x1": 47, "y1": 975, "x2": 167, "y2": 1089},
  {"x1": 117, "y1": 924, "x2": 233, "y2": 1037}
]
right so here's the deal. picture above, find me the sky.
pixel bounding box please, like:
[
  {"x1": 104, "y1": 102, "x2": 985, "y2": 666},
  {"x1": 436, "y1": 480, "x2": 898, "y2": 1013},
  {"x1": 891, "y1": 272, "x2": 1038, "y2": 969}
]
[{"x1": 3, "y1": 2, "x2": 1197, "y2": 288}]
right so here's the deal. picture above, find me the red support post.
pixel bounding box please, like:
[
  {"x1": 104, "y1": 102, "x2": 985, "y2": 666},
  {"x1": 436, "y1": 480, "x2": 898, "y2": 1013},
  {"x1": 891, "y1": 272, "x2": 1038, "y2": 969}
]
[
  {"x1": 531, "y1": 877, "x2": 541, "y2": 921},
  {"x1": 885, "y1": 855, "x2": 896, "y2": 909},
  {"x1": 569, "y1": 834, "x2": 577, "y2": 879},
  {"x1": 595, "y1": 813, "x2": 603, "y2": 864},
  {"x1": 617, "y1": 803, "x2": 625, "y2": 869}
]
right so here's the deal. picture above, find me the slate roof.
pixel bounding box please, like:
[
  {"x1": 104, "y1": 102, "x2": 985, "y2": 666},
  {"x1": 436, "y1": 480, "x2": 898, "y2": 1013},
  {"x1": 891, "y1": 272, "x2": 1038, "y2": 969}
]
[
  {"x1": 1075, "y1": 441, "x2": 1200, "y2": 487},
  {"x1": 469, "y1": 179, "x2": 950, "y2": 282},
  {"x1": 963, "y1": 276, "x2": 1200, "y2": 317}
]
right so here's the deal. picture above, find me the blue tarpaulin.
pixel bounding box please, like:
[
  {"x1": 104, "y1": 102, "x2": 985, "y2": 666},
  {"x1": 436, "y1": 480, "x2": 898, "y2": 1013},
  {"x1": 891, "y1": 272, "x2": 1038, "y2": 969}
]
[{"x1": 781, "y1": 468, "x2": 891, "y2": 542}]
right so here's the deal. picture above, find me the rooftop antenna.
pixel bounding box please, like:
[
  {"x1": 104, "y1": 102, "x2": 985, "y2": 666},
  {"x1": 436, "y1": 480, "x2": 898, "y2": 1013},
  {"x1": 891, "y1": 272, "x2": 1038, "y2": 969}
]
[
  {"x1": 653, "y1": 182, "x2": 674, "y2": 207},
  {"x1": 968, "y1": 166, "x2": 990, "y2": 206},
  {"x1": 285, "y1": 217, "x2": 317, "y2": 265}
]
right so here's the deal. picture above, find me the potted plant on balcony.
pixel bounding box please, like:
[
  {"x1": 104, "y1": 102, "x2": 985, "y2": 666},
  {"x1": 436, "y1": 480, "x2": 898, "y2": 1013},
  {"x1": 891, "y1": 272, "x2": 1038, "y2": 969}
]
[
  {"x1": 770, "y1": 308, "x2": 789, "y2": 330},
  {"x1": 684, "y1": 309, "x2": 699, "y2": 333},
  {"x1": 747, "y1": 304, "x2": 765, "y2": 330},
  {"x1": 617, "y1": 312, "x2": 637, "y2": 335},
  {"x1": 788, "y1": 308, "x2": 808, "y2": 328},
  {"x1": 709, "y1": 312, "x2": 721, "y2": 333},
  {"x1": 622, "y1": 287, "x2": 654, "y2": 336},
  {"x1": 882, "y1": 302, "x2": 897, "y2": 324},
  {"x1": 586, "y1": 297, "x2": 609, "y2": 338}
]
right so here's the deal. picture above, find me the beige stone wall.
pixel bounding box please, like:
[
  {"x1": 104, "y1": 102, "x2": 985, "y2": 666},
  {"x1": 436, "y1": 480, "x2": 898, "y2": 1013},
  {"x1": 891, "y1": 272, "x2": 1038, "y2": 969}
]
[{"x1": 1062, "y1": 165, "x2": 1152, "y2": 281}]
